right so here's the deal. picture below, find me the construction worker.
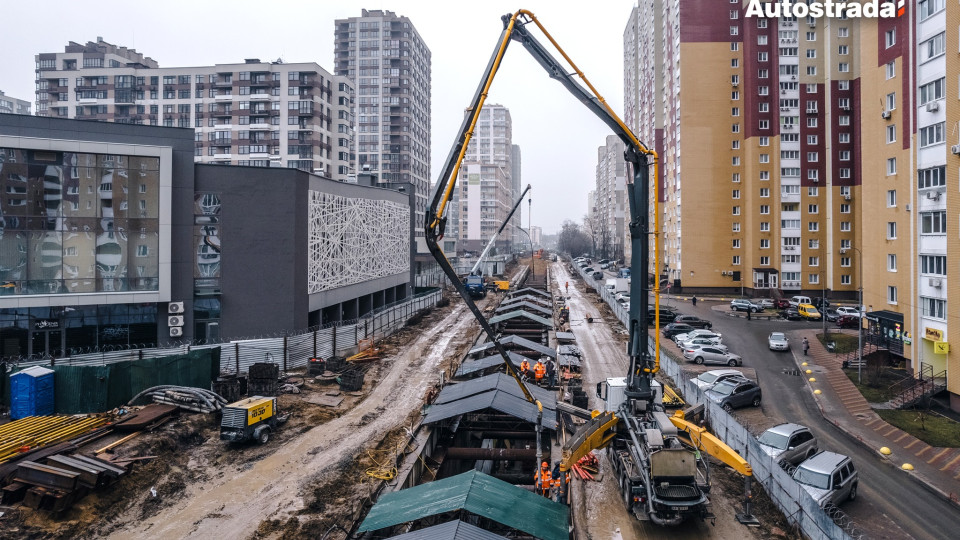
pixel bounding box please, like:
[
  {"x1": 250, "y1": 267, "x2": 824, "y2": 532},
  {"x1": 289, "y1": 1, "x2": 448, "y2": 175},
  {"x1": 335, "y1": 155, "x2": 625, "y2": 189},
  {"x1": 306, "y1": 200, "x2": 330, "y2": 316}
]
[
  {"x1": 520, "y1": 358, "x2": 530, "y2": 378},
  {"x1": 545, "y1": 359, "x2": 556, "y2": 388},
  {"x1": 535, "y1": 461, "x2": 552, "y2": 497},
  {"x1": 552, "y1": 463, "x2": 569, "y2": 503},
  {"x1": 534, "y1": 360, "x2": 546, "y2": 383},
  {"x1": 565, "y1": 281, "x2": 569, "y2": 293}
]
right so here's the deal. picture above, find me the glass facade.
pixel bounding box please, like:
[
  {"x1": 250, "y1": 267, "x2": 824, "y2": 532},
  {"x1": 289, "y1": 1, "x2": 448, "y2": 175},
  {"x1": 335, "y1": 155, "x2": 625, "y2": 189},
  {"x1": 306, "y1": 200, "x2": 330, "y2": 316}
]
[
  {"x1": 0, "y1": 304, "x2": 158, "y2": 359},
  {"x1": 0, "y1": 148, "x2": 160, "y2": 295}
]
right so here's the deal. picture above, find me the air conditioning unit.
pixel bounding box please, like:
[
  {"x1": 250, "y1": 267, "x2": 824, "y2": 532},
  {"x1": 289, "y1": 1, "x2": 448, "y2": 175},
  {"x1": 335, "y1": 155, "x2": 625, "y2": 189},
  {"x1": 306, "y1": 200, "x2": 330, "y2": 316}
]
[
  {"x1": 881, "y1": 110, "x2": 891, "y2": 120},
  {"x1": 905, "y1": 203, "x2": 911, "y2": 211},
  {"x1": 844, "y1": 194, "x2": 851, "y2": 200},
  {"x1": 169, "y1": 327, "x2": 184, "y2": 337},
  {"x1": 951, "y1": 144, "x2": 960, "y2": 155},
  {"x1": 168, "y1": 315, "x2": 184, "y2": 327},
  {"x1": 785, "y1": 245, "x2": 797, "y2": 251},
  {"x1": 927, "y1": 191, "x2": 942, "y2": 201},
  {"x1": 721, "y1": 271, "x2": 728, "y2": 276},
  {"x1": 929, "y1": 278, "x2": 943, "y2": 288},
  {"x1": 926, "y1": 101, "x2": 940, "y2": 112},
  {"x1": 168, "y1": 301, "x2": 184, "y2": 314},
  {"x1": 791, "y1": 75, "x2": 797, "y2": 80}
]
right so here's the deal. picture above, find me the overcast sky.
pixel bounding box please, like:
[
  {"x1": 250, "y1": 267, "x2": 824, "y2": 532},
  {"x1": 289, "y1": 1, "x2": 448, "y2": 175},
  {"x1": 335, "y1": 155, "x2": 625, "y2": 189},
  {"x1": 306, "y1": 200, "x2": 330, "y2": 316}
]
[{"x1": 0, "y1": 0, "x2": 636, "y2": 234}]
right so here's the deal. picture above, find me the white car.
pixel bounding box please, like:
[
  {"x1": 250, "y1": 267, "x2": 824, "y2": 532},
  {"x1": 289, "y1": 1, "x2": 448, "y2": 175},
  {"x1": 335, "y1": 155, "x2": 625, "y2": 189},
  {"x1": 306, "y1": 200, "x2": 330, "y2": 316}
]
[
  {"x1": 674, "y1": 330, "x2": 721, "y2": 344},
  {"x1": 680, "y1": 336, "x2": 725, "y2": 349},
  {"x1": 835, "y1": 306, "x2": 863, "y2": 318},
  {"x1": 691, "y1": 369, "x2": 744, "y2": 391},
  {"x1": 768, "y1": 332, "x2": 790, "y2": 351},
  {"x1": 758, "y1": 299, "x2": 775, "y2": 309},
  {"x1": 683, "y1": 346, "x2": 742, "y2": 366}
]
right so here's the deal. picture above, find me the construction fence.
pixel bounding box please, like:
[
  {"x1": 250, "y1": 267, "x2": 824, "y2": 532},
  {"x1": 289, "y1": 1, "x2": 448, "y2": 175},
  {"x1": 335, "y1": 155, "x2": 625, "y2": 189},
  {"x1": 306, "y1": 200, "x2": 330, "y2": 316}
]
[{"x1": 572, "y1": 263, "x2": 856, "y2": 540}]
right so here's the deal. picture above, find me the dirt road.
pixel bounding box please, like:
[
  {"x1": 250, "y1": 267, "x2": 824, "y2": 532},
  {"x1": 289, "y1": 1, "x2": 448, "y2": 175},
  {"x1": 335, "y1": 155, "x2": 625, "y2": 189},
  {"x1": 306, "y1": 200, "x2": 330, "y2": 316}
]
[
  {"x1": 107, "y1": 303, "x2": 472, "y2": 539},
  {"x1": 554, "y1": 263, "x2": 792, "y2": 540}
]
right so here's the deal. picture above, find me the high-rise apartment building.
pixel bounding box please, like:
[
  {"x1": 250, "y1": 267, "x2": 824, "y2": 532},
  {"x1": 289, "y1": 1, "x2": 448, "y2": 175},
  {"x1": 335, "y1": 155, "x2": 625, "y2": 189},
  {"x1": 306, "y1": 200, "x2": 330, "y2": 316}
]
[
  {"x1": 625, "y1": 2, "x2": 958, "y2": 410},
  {"x1": 452, "y1": 104, "x2": 518, "y2": 253},
  {"x1": 595, "y1": 135, "x2": 628, "y2": 261},
  {"x1": 334, "y1": 9, "x2": 432, "y2": 239},
  {"x1": 0, "y1": 90, "x2": 31, "y2": 115},
  {"x1": 511, "y1": 144, "x2": 524, "y2": 251},
  {"x1": 34, "y1": 39, "x2": 353, "y2": 180}
]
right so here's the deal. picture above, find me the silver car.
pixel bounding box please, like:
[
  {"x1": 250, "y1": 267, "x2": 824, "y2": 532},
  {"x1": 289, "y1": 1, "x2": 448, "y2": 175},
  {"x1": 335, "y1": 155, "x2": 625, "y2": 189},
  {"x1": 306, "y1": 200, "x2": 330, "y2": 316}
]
[
  {"x1": 768, "y1": 332, "x2": 790, "y2": 351},
  {"x1": 691, "y1": 369, "x2": 743, "y2": 391},
  {"x1": 684, "y1": 345, "x2": 742, "y2": 366},
  {"x1": 680, "y1": 336, "x2": 725, "y2": 349},
  {"x1": 673, "y1": 330, "x2": 721, "y2": 344},
  {"x1": 757, "y1": 423, "x2": 819, "y2": 465},
  {"x1": 792, "y1": 451, "x2": 859, "y2": 508}
]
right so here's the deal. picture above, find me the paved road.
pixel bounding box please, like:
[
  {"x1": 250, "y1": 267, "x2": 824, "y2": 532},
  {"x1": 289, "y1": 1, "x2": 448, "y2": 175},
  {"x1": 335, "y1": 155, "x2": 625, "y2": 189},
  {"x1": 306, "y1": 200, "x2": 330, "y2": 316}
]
[{"x1": 683, "y1": 300, "x2": 960, "y2": 540}]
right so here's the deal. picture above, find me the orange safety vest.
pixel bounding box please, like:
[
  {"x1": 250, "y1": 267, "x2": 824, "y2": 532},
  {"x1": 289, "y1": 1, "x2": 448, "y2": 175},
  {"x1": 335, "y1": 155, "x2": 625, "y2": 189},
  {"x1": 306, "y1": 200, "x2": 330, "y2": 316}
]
[
  {"x1": 534, "y1": 362, "x2": 546, "y2": 380},
  {"x1": 520, "y1": 360, "x2": 530, "y2": 373},
  {"x1": 536, "y1": 470, "x2": 552, "y2": 495}
]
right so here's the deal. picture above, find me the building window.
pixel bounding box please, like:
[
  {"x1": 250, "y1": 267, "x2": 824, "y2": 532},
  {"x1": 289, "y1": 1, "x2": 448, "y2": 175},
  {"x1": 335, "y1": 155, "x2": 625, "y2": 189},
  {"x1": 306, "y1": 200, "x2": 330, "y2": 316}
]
[
  {"x1": 838, "y1": 115, "x2": 850, "y2": 126},
  {"x1": 886, "y1": 61, "x2": 895, "y2": 79},
  {"x1": 920, "y1": 122, "x2": 946, "y2": 147},
  {"x1": 838, "y1": 45, "x2": 849, "y2": 55},
  {"x1": 733, "y1": 239, "x2": 741, "y2": 248},
  {"x1": 733, "y1": 255, "x2": 741, "y2": 265},
  {"x1": 760, "y1": 222, "x2": 770, "y2": 231},
  {"x1": 732, "y1": 189, "x2": 741, "y2": 199},
  {"x1": 806, "y1": 65, "x2": 817, "y2": 76},
  {"x1": 806, "y1": 49, "x2": 816, "y2": 59},
  {"x1": 920, "y1": 0, "x2": 945, "y2": 21},
  {"x1": 886, "y1": 125, "x2": 896, "y2": 143},
  {"x1": 838, "y1": 80, "x2": 850, "y2": 90},
  {"x1": 759, "y1": 85, "x2": 769, "y2": 95},
  {"x1": 887, "y1": 222, "x2": 897, "y2": 239},
  {"x1": 760, "y1": 239, "x2": 770, "y2": 248},
  {"x1": 807, "y1": 170, "x2": 819, "y2": 181},
  {"x1": 885, "y1": 28, "x2": 896, "y2": 48},
  {"x1": 809, "y1": 256, "x2": 820, "y2": 267},
  {"x1": 732, "y1": 140, "x2": 741, "y2": 149},
  {"x1": 887, "y1": 254, "x2": 898, "y2": 272},
  {"x1": 808, "y1": 204, "x2": 819, "y2": 214},
  {"x1": 760, "y1": 188, "x2": 770, "y2": 197},
  {"x1": 838, "y1": 133, "x2": 850, "y2": 143},
  {"x1": 807, "y1": 152, "x2": 819, "y2": 162},
  {"x1": 733, "y1": 206, "x2": 741, "y2": 215},
  {"x1": 759, "y1": 136, "x2": 769, "y2": 146},
  {"x1": 760, "y1": 154, "x2": 770, "y2": 163},
  {"x1": 888, "y1": 286, "x2": 898, "y2": 304},
  {"x1": 782, "y1": 219, "x2": 800, "y2": 229},
  {"x1": 808, "y1": 187, "x2": 818, "y2": 196},
  {"x1": 921, "y1": 32, "x2": 946, "y2": 62},
  {"x1": 840, "y1": 204, "x2": 851, "y2": 213},
  {"x1": 838, "y1": 27, "x2": 849, "y2": 38},
  {"x1": 760, "y1": 256, "x2": 770, "y2": 265},
  {"x1": 809, "y1": 274, "x2": 820, "y2": 285},
  {"x1": 808, "y1": 222, "x2": 819, "y2": 232},
  {"x1": 838, "y1": 97, "x2": 850, "y2": 109},
  {"x1": 733, "y1": 223, "x2": 741, "y2": 232},
  {"x1": 840, "y1": 221, "x2": 851, "y2": 231},
  {"x1": 730, "y1": 26, "x2": 739, "y2": 36},
  {"x1": 921, "y1": 297, "x2": 946, "y2": 319},
  {"x1": 731, "y1": 58, "x2": 740, "y2": 68},
  {"x1": 760, "y1": 205, "x2": 770, "y2": 214},
  {"x1": 760, "y1": 171, "x2": 770, "y2": 180},
  {"x1": 838, "y1": 63, "x2": 849, "y2": 73},
  {"x1": 920, "y1": 77, "x2": 945, "y2": 105},
  {"x1": 886, "y1": 158, "x2": 897, "y2": 175},
  {"x1": 839, "y1": 150, "x2": 851, "y2": 161},
  {"x1": 759, "y1": 120, "x2": 770, "y2": 129},
  {"x1": 887, "y1": 190, "x2": 897, "y2": 207},
  {"x1": 732, "y1": 156, "x2": 741, "y2": 166},
  {"x1": 732, "y1": 173, "x2": 741, "y2": 183},
  {"x1": 840, "y1": 168, "x2": 851, "y2": 179},
  {"x1": 841, "y1": 275, "x2": 851, "y2": 285},
  {"x1": 921, "y1": 255, "x2": 947, "y2": 275},
  {"x1": 840, "y1": 256, "x2": 851, "y2": 267},
  {"x1": 732, "y1": 123, "x2": 740, "y2": 133},
  {"x1": 806, "y1": 31, "x2": 815, "y2": 41},
  {"x1": 807, "y1": 117, "x2": 818, "y2": 128},
  {"x1": 921, "y1": 211, "x2": 947, "y2": 234},
  {"x1": 758, "y1": 69, "x2": 769, "y2": 79},
  {"x1": 918, "y1": 166, "x2": 946, "y2": 189},
  {"x1": 731, "y1": 42, "x2": 740, "y2": 51},
  {"x1": 732, "y1": 107, "x2": 740, "y2": 116},
  {"x1": 758, "y1": 18, "x2": 768, "y2": 28},
  {"x1": 886, "y1": 92, "x2": 896, "y2": 111}
]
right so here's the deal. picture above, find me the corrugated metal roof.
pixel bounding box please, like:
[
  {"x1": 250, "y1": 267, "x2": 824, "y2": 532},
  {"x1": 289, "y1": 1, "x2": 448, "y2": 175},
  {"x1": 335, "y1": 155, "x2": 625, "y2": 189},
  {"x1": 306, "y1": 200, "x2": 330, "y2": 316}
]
[
  {"x1": 555, "y1": 331, "x2": 576, "y2": 342},
  {"x1": 501, "y1": 294, "x2": 552, "y2": 307},
  {"x1": 386, "y1": 519, "x2": 507, "y2": 540},
  {"x1": 358, "y1": 470, "x2": 569, "y2": 540},
  {"x1": 469, "y1": 336, "x2": 555, "y2": 358},
  {"x1": 494, "y1": 301, "x2": 552, "y2": 316},
  {"x1": 422, "y1": 390, "x2": 558, "y2": 430},
  {"x1": 454, "y1": 352, "x2": 529, "y2": 377},
  {"x1": 434, "y1": 372, "x2": 556, "y2": 409},
  {"x1": 558, "y1": 344, "x2": 582, "y2": 358},
  {"x1": 509, "y1": 287, "x2": 552, "y2": 298},
  {"x1": 557, "y1": 354, "x2": 581, "y2": 368},
  {"x1": 488, "y1": 310, "x2": 553, "y2": 328}
]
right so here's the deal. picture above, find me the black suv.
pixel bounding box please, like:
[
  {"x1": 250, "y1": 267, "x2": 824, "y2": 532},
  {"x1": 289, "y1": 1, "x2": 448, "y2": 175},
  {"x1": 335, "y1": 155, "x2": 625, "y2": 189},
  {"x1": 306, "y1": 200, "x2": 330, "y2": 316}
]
[
  {"x1": 672, "y1": 315, "x2": 712, "y2": 329},
  {"x1": 662, "y1": 323, "x2": 696, "y2": 339},
  {"x1": 646, "y1": 306, "x2": 679, "y2": 325}
]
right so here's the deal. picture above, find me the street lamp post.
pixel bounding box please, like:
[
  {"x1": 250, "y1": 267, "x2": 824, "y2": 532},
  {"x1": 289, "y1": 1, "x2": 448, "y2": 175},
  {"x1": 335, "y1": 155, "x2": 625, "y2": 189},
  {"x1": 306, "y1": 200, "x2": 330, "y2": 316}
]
[{"x1": 841, "y1": 247, "x2": 863, "y2": 384}]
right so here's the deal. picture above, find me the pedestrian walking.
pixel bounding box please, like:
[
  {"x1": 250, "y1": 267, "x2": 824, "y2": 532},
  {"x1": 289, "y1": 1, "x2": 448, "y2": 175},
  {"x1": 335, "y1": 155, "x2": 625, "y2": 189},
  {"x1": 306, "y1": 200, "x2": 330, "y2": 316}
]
[
  {"x1": 802, "y1": 337, "x2": 809, "y2": 356},
  {"x1": 746, "y1": 309, "x2": 751, "y2": 321},
  {"x1": 691, "y1": 296, "x2": 698, "y2": 307}
]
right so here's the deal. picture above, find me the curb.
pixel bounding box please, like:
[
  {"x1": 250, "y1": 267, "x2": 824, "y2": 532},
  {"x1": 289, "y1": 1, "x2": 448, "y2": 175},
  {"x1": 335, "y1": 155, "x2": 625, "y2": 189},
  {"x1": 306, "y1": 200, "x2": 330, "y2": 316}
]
[{"x1": 796, "y1": 341, "x2": 960, "y2": 508}]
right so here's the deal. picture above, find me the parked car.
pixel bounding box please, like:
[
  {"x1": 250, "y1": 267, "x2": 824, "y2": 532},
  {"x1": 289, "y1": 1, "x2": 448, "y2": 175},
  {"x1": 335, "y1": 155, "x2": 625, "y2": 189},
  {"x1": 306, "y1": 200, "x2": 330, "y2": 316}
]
[
  {"x1": 768, "y1": 332, "x2": 790, "y2": 351},
  {"x1": 812, "y1": 297, "x2": 831, "y2": 310},
  {"x1": 780, "y1": 308, "x2": 803, "y2": 321},
  {"x1": 673, "y1": 314, "x2": 713, "y2": 329},
  {"x1": 583, "y1": 266, "x2": 595, "y2": 273},
  {"x1": 598, "y1": 259, "x2": 609, "y2": 266},
  {"x1": 647, "y1": 306, "x2": 679, "y2": 325},
  {"x1": 823, "y1": 308, "x2": 840, "y2": 322},
  {"x1": 772, "y1": 298, "x2": 791, "y2": 309},
  {"x1": 757, "y1": 423, "x2": 819, "y2": 466},
  {"x1": 615, "y1": 293, "x2": 630, "y2": 305},
  {"x1": 680, "y1": 336, "x2": 726, "y2": 349},
  {"x1": 618, "y1": 268, "x2": 631, "y2": 279},
  {"x1": 730, "y1": 299, "x2": 762, "y2": 313},
  {"x1": 673, "y1": 330, "x2": 722, "y2": 344},
  {"x1": 704, "y1": 377, "x2": 762, "y2": 410},
  {"x1": 684, "y1": 346, "x2": 742, "y2": 367},
  {"x1": 592, "y1": 271, "x2": 604, "y2": 280},
  {"x1": 663, "y1": 323, "x2": 696, "y2": 339},
  {"x1": 789, "y1": 295, "x2": 813, "y2": 307},
  {"x1": 691, "y1": 369, "x2": 744, "y2": 391},
  {"x1": 600, "y1": 262, "x2": 612, "y2": 270},
  {"x1": 836, "y1": 306, "x2": 863, "y2": 318},
  {"x1": 797, "y1": 304, "x2": 822, "y2": 320},
  {"x1": 836, "y1": 315, "x2": 860, "y2": 329},
  {"x1": 758, "y1": 299, "x2": 775, "y2": 309},
  {"x1": 792, "y1": 451, "x2": 859, "y2": 508}
]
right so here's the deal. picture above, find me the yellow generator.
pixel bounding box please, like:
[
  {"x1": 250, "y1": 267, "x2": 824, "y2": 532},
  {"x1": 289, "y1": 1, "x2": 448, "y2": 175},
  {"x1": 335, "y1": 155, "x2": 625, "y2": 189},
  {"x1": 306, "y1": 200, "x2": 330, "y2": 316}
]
[
  {"x1": 220, "y1": 396, "x2": 286, "y2": 444},
  {"x1": 494, "y1": 280, "x2": 510, "y2": 291}
]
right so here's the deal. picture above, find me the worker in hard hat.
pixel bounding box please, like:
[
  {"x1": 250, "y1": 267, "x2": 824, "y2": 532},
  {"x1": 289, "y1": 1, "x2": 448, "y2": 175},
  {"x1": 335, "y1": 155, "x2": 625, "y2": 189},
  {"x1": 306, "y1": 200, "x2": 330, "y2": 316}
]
[
  {"x1": 534, "y1": 360, "x2": 546, "y2": 384},
  {"x1": 519, "y1": 358, "x2": 530, "y2": 378},
  {"x1": 535, "y1": 461, "x2": 552, "y2": 497}
]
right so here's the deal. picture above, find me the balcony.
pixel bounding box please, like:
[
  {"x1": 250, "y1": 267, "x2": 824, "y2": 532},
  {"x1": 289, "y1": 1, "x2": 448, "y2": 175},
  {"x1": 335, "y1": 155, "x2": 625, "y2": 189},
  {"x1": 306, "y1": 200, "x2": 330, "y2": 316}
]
[
  {"x1": 249, "y1": 123, "x2": 270, "y2": 130},
  {"x1": 249, "y1": 93, "x2": 271, "y2": 101},
  {"x1": 78, "y1": 97, "x2": 99, "y2": 104},
  {"x1": 214, "y1": 124, "x2": 233, "y2": 131},
  {"x1": 215, "y1": 94, "x2": 234, "y2": 101},
  {"x1": 212, "y1": 153, "x2": 232, "y2": 161}
]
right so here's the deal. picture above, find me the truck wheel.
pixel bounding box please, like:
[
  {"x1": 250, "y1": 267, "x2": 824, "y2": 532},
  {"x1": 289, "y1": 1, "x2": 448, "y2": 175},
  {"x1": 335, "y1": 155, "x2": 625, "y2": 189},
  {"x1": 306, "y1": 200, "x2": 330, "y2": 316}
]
[{"x1": 256, "y1": 427, "x2": 270, "y2": 445}]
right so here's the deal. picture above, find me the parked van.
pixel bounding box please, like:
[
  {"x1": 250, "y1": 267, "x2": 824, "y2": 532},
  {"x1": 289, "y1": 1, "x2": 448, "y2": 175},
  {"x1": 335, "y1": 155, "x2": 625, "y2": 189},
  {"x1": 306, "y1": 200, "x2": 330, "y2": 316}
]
[
  {"x1": 789, "y1": 295, "x2": 812, "y2": 307},
  {"x1": 797, "y1": 303, "x2": 822, "y2": 320},
  {"x1": 618, "y1": 268, "x2": 631, "y2": 279}
]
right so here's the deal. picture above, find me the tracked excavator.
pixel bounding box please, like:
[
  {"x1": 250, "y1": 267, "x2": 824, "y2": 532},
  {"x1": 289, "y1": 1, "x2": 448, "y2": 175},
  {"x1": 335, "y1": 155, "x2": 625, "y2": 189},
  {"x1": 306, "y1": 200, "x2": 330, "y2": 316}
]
[{"x1": 425, "y1": 9, "x2": 754, "y2": 526}]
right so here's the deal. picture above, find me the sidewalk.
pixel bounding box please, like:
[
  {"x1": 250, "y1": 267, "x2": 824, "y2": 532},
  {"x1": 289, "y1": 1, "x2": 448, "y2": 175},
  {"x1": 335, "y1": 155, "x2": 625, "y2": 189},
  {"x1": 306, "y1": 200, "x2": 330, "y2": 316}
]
[{"x1": 791, "y1": 328, "x2": 960, "y2": 506}]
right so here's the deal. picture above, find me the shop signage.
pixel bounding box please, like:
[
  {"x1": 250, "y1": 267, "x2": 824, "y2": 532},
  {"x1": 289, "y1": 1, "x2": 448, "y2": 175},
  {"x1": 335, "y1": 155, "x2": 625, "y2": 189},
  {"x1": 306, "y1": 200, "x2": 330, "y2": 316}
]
[{"x1": 34, "y1": 319, "x2": 60, "y2": 330}]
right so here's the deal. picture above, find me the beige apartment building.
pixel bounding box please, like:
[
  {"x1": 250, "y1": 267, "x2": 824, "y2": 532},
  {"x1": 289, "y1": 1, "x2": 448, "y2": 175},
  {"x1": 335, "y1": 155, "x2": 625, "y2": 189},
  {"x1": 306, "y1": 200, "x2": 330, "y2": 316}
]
[{"x1": 34, "y1": 38, "x2": 354, "y2": 181}]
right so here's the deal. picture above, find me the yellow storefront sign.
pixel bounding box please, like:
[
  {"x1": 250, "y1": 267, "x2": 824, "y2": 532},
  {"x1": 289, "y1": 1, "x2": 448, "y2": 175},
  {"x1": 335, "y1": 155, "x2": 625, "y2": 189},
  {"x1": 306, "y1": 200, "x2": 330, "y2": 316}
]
[
  {"x1": 924, "y1": 327, "x2": 943, "y2": 341},
  {"x1": 934, "y1": 341, "x2": 950, "y2": 354}
]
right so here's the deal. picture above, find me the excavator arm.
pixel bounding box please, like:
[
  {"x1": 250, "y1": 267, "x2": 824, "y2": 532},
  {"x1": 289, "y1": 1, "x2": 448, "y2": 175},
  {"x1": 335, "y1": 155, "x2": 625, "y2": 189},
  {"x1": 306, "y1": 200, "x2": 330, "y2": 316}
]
[{"x1": 670, "y1": 410, "x2": 753, "y2": 477}]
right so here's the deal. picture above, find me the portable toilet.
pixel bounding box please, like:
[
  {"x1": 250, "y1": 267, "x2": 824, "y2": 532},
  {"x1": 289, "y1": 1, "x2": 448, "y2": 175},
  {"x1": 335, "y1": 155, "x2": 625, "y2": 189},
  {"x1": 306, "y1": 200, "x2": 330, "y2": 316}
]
[{"x1": 10, "y1": 366, "x2": 55, "y2": 419}]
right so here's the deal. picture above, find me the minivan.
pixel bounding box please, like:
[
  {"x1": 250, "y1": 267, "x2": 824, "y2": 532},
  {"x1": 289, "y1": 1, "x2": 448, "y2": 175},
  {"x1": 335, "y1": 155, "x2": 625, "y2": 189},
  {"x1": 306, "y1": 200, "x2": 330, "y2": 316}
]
[
  {"x1": 792, "y1": 451, "x2": 859, "y2": 508},
  {"x1": 797, "y1": 303, "x2": 822, "y2": 320},
  {"x1": 789, "y1": 295, "x2": 812, "y2": 307}
]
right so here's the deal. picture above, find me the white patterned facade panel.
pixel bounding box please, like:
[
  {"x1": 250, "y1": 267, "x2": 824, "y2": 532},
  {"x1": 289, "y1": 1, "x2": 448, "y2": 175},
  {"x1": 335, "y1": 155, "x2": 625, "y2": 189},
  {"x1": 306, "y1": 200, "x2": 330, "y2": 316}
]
[{"x1": 308, "y1": 191, "x2": 410, "y2": 293}]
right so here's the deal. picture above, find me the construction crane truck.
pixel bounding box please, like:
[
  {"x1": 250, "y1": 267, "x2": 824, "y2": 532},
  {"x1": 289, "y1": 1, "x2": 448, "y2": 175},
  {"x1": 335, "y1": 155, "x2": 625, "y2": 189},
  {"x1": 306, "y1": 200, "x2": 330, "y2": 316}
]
[{"x1": 426, "y1": 9, "x2": 752, "y2": 527}]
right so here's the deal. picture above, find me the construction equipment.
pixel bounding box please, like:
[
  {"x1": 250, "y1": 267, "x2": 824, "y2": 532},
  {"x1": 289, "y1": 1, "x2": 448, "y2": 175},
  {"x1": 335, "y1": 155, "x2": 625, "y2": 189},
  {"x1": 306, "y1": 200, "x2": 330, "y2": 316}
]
[
  {"x1": 426, "y1": 9, "x2": 751, "y2": 527},
  {"x1": 219, "y1": 396, "x2": 287, "y2": 444}
]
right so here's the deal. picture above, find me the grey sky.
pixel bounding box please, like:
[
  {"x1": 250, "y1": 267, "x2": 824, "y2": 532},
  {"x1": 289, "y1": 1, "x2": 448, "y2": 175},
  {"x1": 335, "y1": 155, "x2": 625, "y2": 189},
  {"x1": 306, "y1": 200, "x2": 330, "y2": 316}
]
[{"x1": 0, "y1": 0, "x2": 636, "y2": 234}]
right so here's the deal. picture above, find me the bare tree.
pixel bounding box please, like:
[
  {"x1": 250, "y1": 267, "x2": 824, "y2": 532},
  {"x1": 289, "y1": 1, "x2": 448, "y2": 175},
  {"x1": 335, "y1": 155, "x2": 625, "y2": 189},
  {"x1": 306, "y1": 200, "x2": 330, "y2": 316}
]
[{"x1": 581, "y1": 214, "x2": 600, "y2": 257}]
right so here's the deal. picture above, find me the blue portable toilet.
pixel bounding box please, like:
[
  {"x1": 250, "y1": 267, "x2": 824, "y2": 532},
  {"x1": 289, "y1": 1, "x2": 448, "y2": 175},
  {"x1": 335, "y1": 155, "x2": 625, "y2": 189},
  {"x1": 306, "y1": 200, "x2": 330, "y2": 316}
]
[{"x1": 10, "y1": 366, "x2": 55, "y2": 419}]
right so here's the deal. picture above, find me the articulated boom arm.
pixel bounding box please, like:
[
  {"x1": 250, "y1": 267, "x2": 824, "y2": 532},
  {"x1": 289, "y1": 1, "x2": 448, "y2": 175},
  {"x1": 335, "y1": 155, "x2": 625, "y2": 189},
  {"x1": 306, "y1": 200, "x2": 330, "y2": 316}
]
[
  {"x1": 424, "y1": 9, "x2": 662, "y2": 406},
  {"x1": 670, "y1": 410, "x2": 753, "y2": 477}
]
